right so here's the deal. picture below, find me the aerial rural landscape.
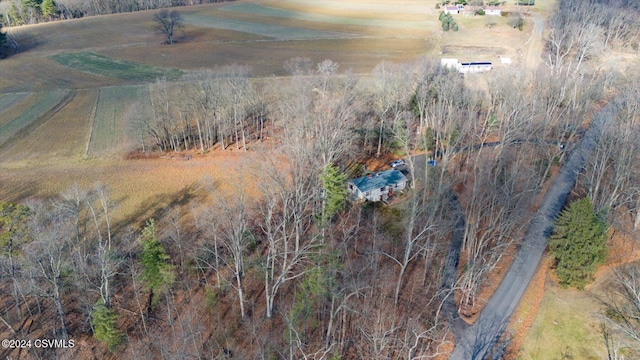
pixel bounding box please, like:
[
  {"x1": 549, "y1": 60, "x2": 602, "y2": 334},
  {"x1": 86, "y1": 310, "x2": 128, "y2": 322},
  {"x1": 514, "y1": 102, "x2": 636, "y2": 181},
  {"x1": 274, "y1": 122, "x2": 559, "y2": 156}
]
[{"x1": 0, "y1": 0, "x2": 639, "y2": 358}]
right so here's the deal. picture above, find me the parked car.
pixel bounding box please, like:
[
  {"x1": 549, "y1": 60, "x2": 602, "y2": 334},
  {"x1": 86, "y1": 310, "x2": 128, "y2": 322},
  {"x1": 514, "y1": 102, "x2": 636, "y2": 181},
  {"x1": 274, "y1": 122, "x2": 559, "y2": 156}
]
[
  {"x1": 390, "y1": 159, "x2": 405, "y2": 168},
  {"x1": 427, "y1": 160, "x2": 439, "y2": 167}
]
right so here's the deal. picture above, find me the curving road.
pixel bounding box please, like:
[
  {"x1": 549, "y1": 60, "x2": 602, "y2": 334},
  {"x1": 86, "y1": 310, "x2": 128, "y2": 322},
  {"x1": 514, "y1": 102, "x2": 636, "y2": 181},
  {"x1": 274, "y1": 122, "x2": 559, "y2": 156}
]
[
  {"x1": 524, "y1": 13, "x2": 545, "y2": 69},
  {"x1": 449, "y1": 106, "x2": 611, "y2": 359}
]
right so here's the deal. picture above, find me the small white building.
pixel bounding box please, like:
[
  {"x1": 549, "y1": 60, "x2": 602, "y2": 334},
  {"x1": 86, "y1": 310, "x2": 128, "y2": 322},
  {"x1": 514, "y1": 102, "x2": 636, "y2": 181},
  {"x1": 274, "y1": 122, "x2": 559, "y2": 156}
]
[
  {"x1": 444, "y1": 6, "x2": 460, "y2": 14},
  {"x1": 441, "y1": 58, "x2": 460, "y2": 70},
  {"x1": 458, "y1": 61, "x2": 493, "y2": 73},
  {"x1": 348, "y1": 170, "x2": 408, "y2": 202},
  {"x1": 484, "y1": 6, "x2": 502, "y2": 15},
  {"x1": 441, "y1": 59, "x2": 493, "y2": 73}
]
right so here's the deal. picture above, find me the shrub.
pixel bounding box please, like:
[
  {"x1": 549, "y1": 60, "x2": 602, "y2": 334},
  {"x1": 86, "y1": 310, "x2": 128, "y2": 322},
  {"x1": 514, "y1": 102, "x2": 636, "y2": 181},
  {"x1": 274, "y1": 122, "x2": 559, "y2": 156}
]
[
  {"x1": 508, "y1": 13, "x2": 524, "y2": 29},
  {"x1": 452, "y1": 24, "x2": 459, "y2": 31},
  {"x1": 443, "y1": 22, "x2": 450, "y2": 31},
  {"x1": 91, "y1": 301, "x2": 124, "y2": 352},
  {"x1": 476, "y1": 8, "x2": 486, "y2": 15}
]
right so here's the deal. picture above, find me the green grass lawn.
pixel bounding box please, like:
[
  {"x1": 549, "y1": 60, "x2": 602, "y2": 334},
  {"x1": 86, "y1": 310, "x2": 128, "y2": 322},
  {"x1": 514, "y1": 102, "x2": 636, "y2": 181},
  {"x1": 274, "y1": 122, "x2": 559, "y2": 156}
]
[
  {"x1": 51, "y1": 52, "x2": 184, "y2": 82},
  {"x1": 518, "y1": 280, "x2": 607, "y2": 360}
]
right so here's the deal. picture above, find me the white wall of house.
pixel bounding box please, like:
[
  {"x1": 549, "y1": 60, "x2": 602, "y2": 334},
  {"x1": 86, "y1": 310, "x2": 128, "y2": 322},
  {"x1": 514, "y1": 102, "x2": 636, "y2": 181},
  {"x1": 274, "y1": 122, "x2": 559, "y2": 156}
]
[{"x1": 348, "y1": 180, "x2": 406, "y2": 202}]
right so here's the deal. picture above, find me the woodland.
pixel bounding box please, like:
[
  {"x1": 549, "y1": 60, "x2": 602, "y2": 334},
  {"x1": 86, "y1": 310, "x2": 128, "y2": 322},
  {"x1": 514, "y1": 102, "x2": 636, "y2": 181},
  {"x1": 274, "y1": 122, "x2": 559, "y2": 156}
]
[{"x1": 1, "y1": 0, "x2": 640, "y2": 358}]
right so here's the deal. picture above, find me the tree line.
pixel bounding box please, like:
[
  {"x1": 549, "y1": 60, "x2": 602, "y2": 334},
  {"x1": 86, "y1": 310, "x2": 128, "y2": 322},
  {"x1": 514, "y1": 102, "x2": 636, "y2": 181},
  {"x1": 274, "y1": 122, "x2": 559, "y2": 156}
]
[{"x1": 0, "y1": 0, "x2": 228, "y2": 27}]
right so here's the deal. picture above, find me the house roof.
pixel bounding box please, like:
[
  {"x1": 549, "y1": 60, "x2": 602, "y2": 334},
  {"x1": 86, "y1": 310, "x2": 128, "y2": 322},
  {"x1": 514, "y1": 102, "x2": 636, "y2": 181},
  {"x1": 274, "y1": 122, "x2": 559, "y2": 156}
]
[
  {"x1": 460, "y1": 62, "x2": 493, "y2": 66},
  {"x1": 350, "y1": 170, "x2": 408, "y2": 193},
  {"x1": 445, "y1": 6, "x2": 459, "y2": 10}
]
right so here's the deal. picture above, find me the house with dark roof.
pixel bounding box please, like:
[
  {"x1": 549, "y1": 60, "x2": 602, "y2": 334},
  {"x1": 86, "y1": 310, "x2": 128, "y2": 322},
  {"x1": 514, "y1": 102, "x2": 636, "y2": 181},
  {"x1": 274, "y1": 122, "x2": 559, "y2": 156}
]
[
  {"x1": 458, "y1": 61, "x2": 493, "y2": 73},
  {"x1": 348, "y1": 169, "x2": 408, "y2": 202}
]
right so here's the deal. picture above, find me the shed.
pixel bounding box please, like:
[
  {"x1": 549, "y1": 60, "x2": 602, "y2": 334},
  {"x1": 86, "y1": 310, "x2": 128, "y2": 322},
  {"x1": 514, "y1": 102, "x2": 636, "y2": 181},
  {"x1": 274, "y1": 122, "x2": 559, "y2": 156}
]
[
  {"x1": 484, "y1": 6, "x2": 502, "y2": 15},
  {"x1": 444, "y1": 6, "x2": 460, "y2": 14},
  {"x1": 348, "y1": 170, "x2": 408, "y2": 202}
]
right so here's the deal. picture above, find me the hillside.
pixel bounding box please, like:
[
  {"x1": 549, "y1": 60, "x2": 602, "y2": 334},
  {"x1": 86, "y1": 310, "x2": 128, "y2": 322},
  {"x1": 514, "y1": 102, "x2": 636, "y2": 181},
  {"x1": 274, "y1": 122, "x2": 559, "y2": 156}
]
[{"x1": 1, "y1": 0, "x2": 640, "y2": 359}]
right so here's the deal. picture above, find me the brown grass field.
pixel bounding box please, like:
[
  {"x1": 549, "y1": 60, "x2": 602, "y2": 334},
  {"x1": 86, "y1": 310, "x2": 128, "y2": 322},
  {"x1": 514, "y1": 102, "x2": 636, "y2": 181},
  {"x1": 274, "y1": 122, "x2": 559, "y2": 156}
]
[{"x1": 0, "y1": 0, "x2": 543, "y2": 215}]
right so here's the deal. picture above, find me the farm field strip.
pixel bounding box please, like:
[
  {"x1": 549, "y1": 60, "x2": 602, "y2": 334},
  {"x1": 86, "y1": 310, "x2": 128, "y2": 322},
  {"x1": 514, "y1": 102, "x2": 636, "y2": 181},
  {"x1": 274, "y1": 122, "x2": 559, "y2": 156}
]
[
  {"x1": 0, "y1": 90, "x2": 70, "y2": 149},
  {"x1": 0, "y1": 89, "x2": 98, "y2": 165},
  {"x1": 275, "y1": 0, "x2": 433, "y2": 15},
  {"x1": 220, "y1": 3, "x2": 431, "y2": 29},
  {"x1": 51, "y1": 52, "x2": 184, "y2": 82},
  {"x1": 87, "y1": 85, "x2": 152, "y2": 156},
  {"x1": 181, "y1": 14, "x2": 356, "y2": 40},
  {"x1": 0, "y1": 93, "x2": 31, "y2": 116}
]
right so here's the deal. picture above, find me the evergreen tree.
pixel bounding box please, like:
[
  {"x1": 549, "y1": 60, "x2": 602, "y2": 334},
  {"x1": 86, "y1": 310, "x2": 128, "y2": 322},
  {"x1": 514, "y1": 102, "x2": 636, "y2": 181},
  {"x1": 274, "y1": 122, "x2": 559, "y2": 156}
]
[
  {"x1": 319, "y1": 164, "x2": 347, "y2": 223},
  {"x1": 91, "y1": 300, "x2": 123, "y2": 352},
  {"x1": 0, "y1": 24, "x2": 6, "y2": 49},
  {"x1": 549, "y1": 198, "x2": 608, "y2": 289},
  {"x1": 139, "y1": 219, "x2": 174, "y2": 306},
  {"x1": 40, "y1": 0, "x2": 56, "y2": 19}
]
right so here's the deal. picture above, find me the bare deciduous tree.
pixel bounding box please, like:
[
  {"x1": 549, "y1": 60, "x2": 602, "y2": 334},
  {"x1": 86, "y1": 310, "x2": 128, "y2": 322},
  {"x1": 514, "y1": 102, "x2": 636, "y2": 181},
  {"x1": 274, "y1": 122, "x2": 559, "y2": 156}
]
[{"x1": 153, "y1": 9, "x2": 182, "y2": 45}]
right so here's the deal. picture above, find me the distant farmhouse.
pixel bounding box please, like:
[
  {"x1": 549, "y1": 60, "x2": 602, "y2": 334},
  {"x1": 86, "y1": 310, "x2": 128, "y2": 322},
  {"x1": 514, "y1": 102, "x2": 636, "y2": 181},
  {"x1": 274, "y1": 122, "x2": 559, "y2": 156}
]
[
  {"x1": 441, "y1": 58, "x2": 493, "y2": 73},
  {"x1": 483, "y1": 6, "x2": 502, "y2": 15},
  {"x1": 444, "y1": 6, "x2": 460, "y2": 14},
  {"x1": 348, "y1": 169, "x2": 408, "y2": 202}
]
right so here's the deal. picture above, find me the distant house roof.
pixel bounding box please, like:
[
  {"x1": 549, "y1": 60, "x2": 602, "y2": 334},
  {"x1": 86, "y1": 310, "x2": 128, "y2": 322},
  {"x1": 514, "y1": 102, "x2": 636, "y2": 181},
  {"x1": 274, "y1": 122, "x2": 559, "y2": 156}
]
[
  {"x1": 445, "y1": 6, "x2": 459, "y2": 11},
  {"x1": 459, "y1": 62, "x2": 493, "y2": 66},
  {"x1": 350, "y1": 170, "x2": 408, "y2": 193}
]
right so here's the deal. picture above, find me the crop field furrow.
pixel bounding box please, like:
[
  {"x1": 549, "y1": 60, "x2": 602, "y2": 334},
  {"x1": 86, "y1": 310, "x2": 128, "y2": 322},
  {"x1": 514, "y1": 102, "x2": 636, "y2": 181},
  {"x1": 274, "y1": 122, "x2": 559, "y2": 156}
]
[
  {"x1": 88, "y1": 85, "x2": 153, "y2": 156},
  {"x1": 0, "y1": 93, "x2": 31, "y2": 120},
  {"x1": 181, "y1": 14, "x2": 356, "y2": 40},
  {"x1": 0, "y1": 90, "x2": 71, "y2": 151}
]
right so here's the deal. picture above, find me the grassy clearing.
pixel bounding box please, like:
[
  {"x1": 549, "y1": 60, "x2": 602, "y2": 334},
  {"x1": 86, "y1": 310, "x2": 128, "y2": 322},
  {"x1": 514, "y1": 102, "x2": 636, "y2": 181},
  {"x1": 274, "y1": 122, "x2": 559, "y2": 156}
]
[
  {"x1": 0, "y1": 90, "x2": 69, "y2": 148},
  {"x1": 51, "y1": 52, "x2": 184, "y2": 82},
  {"x1": 221, "y1": 3, "x2": 431, "y2": 29},
  {"x1": 0, "y1": 93, "x2": 31, "y2": 115},
  {"x1": 181, "y1": 13, "x2": 355, "y2": 40},
  {"x1": 88, "y1": 85, "x2": 153, "y2": 156},
  {"x1": 518, "y1": 280, "x2": 607, "y2": 360}
]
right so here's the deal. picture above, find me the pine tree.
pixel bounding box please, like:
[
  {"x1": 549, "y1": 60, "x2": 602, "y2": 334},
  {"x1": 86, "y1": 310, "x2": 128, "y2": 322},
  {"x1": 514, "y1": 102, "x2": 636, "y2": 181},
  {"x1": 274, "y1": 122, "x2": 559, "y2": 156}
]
[
  {"x1": 549, "y1": 198, "x2": 608, "y2": 289},
  {"x1": 41, "y1": 0, "x2": 56, "y2": 19},
  {"x1": 0, "y1": 24, "x2": 6, "y2": 50},
  {"x1": 91, "y1": 300, "x2": 123, "y2": 352},
  {"x1": 140, "y1": 219, "x2": 174, "y2": 307},
  {"x1": 319, "y1": 164, "x2": 347, "y2": 223}
]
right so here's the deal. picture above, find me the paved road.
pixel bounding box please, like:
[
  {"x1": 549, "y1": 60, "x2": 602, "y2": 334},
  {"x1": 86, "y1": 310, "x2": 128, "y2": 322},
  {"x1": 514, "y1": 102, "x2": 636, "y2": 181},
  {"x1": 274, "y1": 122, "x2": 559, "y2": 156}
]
[{"x1": 449, "y1": 107, "x2": 610, "y2": 359}]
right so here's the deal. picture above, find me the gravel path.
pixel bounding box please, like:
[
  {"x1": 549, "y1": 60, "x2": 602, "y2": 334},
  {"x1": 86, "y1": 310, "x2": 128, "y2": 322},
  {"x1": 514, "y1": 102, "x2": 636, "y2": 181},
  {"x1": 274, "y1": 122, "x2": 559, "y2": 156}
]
[{"x1": 449, "y1": 107, "x2": 609, "y2": 359}]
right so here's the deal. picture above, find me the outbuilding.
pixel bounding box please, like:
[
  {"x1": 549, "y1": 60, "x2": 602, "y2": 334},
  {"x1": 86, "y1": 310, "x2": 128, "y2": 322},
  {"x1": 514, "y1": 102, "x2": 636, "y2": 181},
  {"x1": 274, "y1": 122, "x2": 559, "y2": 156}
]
[
  {"x1": 444, "y1": 6, "x2": 460, "y2": 14},
  {"x1": 484, "y1": 6, "x2": 502, "y2": 15}
]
